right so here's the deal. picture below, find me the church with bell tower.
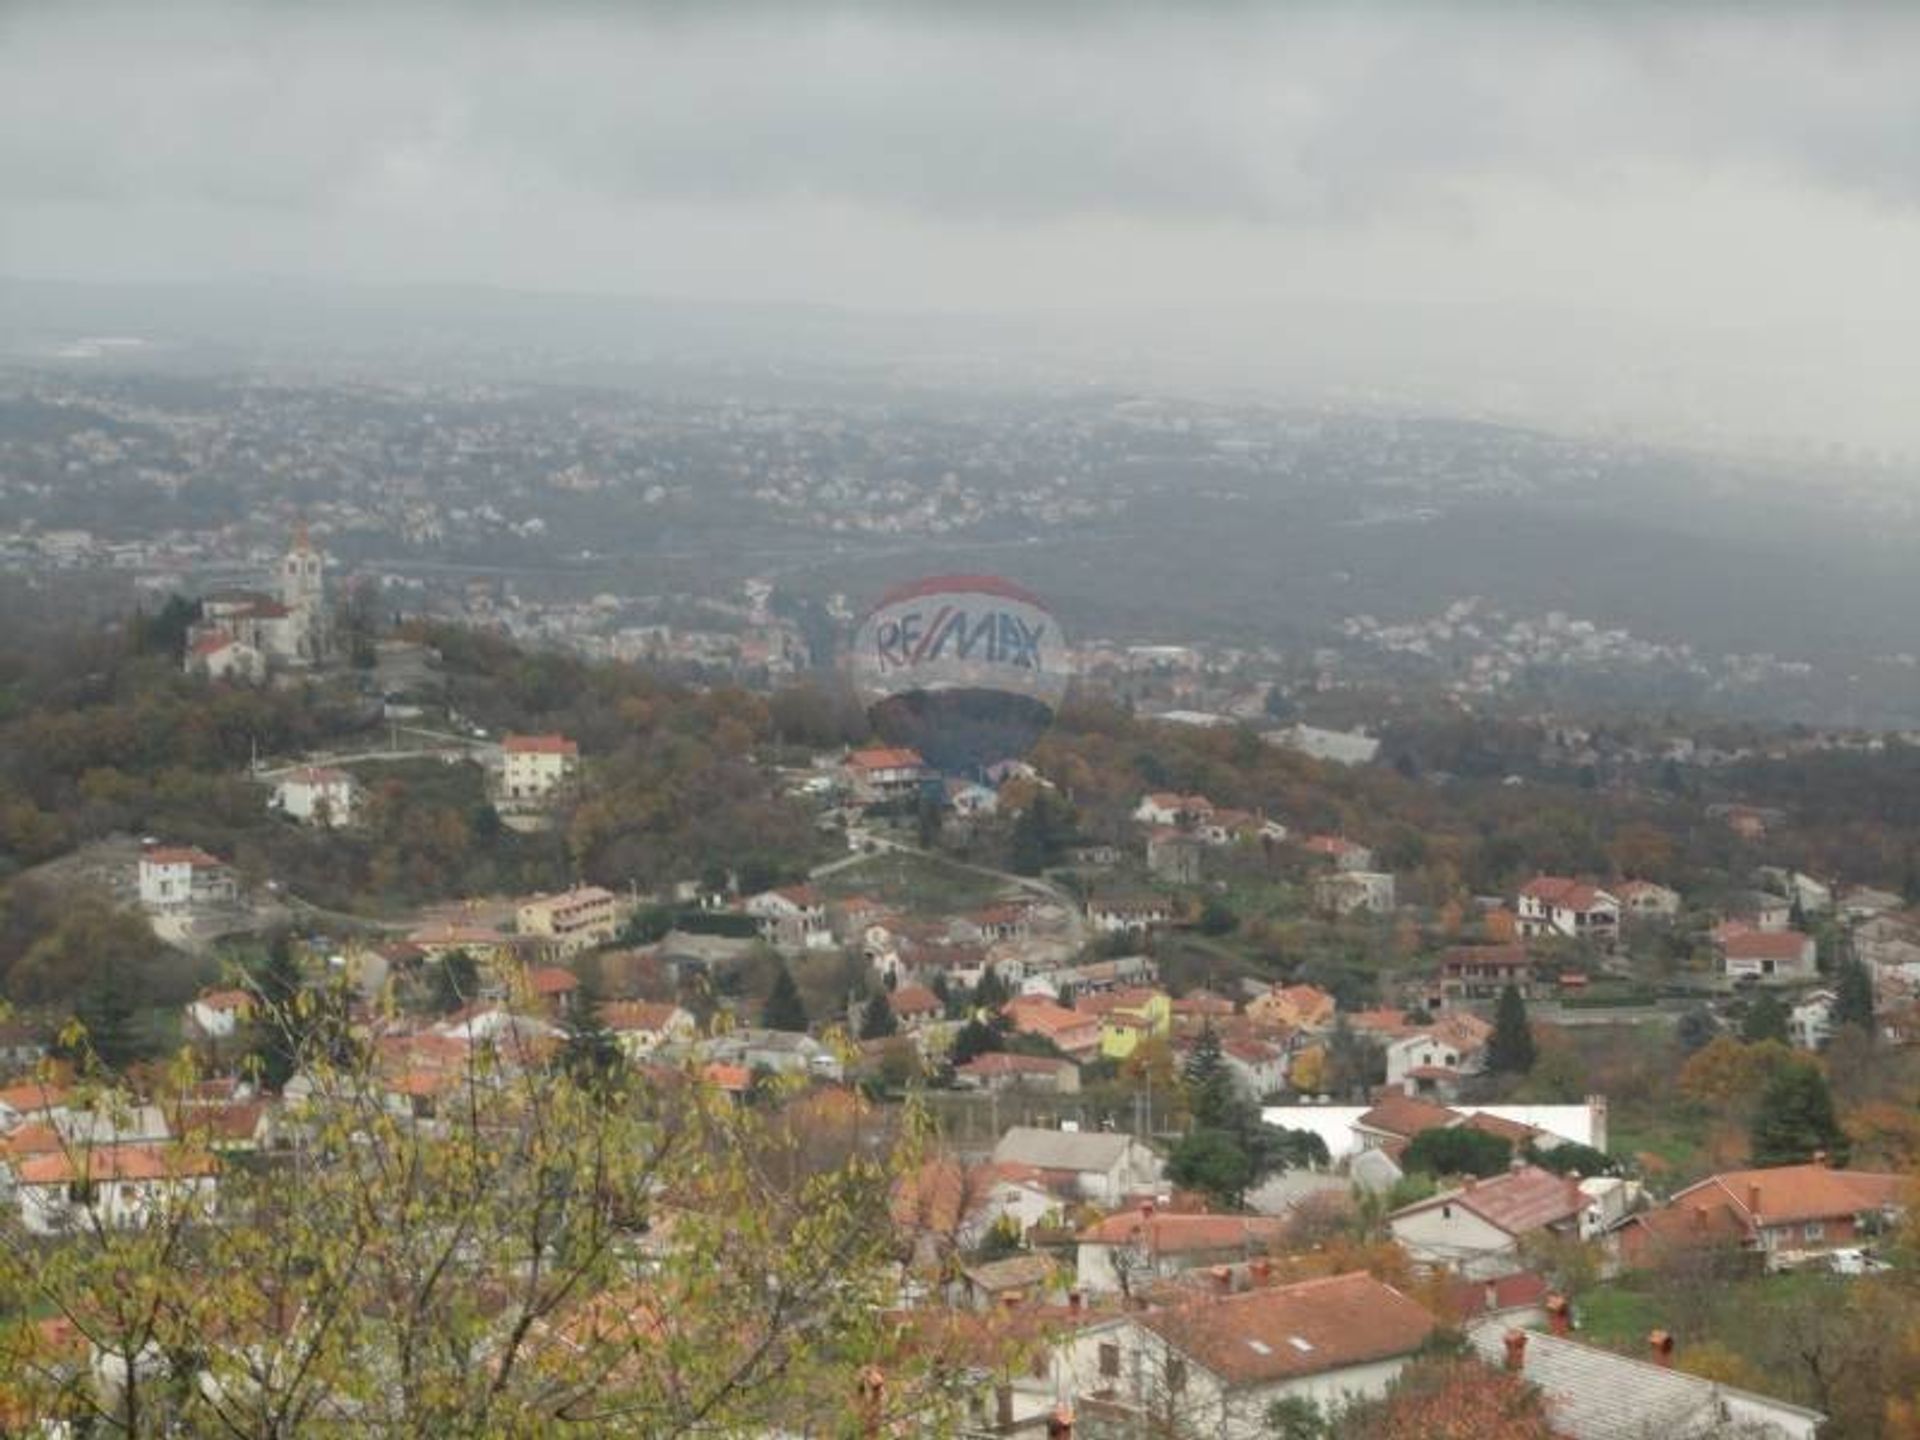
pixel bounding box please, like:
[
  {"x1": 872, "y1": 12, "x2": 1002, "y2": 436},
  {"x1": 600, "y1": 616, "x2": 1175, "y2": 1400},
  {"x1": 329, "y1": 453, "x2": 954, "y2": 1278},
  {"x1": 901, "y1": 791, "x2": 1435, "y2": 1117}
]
[
  {"x1": 279, "y1": 520, "x2": 331, "y2": 664},
  {"x1": 185, "y1": 522, "x2": 335, "y2": 680}
]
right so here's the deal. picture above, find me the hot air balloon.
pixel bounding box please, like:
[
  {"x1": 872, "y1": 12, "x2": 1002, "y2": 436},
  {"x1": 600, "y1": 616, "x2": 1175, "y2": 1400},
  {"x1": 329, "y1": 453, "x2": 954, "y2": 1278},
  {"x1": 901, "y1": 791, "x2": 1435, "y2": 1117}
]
[{"x1": 849, "y1": 574, "x2": 1069, "y2": 777}]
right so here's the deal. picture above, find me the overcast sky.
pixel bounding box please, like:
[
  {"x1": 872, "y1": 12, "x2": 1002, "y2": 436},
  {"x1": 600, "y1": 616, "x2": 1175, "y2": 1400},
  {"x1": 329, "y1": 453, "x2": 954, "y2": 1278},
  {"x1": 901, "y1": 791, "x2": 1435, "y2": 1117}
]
[{"x1": 4, "y1": 2, "x2": 1918, "y2": 448}]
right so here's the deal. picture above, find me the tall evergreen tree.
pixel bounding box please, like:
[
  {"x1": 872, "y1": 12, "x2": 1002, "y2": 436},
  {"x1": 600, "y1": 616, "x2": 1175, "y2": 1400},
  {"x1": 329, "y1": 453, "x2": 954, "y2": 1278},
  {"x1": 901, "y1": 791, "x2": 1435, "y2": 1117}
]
[
  {"x1": 1741, "y1": 990, "x2": 1791, "y2": 1045},
  {"x1": 556, "y1": 966, "x2": 626, "y2": 1097},
  {"x1": 248, "y1": 931, "x2": 308, "y2": 1092},
  {"x1": 1834, "y1": 954, "x2": 1876, "y2": 1038},
  {"x1": 70, "y1": 980, "x2": 142, "y2": 1073},
  {"x1": 1486, "y1": 984, "x2": 1536, "y2": 1075},
  {"x1": 1751, "y1": 1058, "x2": 1848, "y2": 1166},
  {"x1": 1183, "y1": 1024, "x2": 1237, "y2": 1131},
  {"x1": 431, "y1": 949, "x2": 481, "y2": 1015},
  {"x1": 973, "y1": 964, "x2": 1010, "y2": 1010},
  {"x1": 762, "y1": 963, "x2": 808, "y2": 1033},
  {"x1": 858, "y1": 992, "x2": 898, "y2": 1041}
]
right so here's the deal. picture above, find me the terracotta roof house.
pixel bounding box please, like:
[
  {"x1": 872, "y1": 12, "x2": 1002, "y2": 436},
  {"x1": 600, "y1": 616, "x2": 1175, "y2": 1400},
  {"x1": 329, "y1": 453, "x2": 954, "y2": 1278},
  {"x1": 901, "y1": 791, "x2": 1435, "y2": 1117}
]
[
  {"x1": 953, "y1": 1052, "x2": 1080, "y2": 1094},
  {"x1": 1719, "y1": 929, "x2": 1818, "y2": 983},
  {"x1": 1059, "y1": 1272, "x2": 1434, "y2": 1431},
  {"x1": 1001, "y1": 996, "x2": 1102, "y2": 1058},
  {"x1": 1075, "y1": 1208, "x2": 1291, "y2": 1294},
  {"x1": 1515, "y1": 876, "x2": 1620, "y2": 946},
  {"x1": 1246, "y1": 983, "x2": 1336, "y2": 1034},
  {"x1": 1353, "y1": 1093, "x2": 1461, "y2": 1149},
  {"x1": 1665, "y1": 1162, "x2": 1905, "y2": 1266},
  {"x1": 1388, "y1": 1165, "x2": 1587, "y2": 1277}
]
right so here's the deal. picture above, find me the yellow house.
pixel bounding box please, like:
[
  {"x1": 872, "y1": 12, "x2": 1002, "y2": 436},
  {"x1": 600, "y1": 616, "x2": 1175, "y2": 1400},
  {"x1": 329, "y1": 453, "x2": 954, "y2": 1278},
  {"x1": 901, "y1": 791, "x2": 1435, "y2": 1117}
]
[{"x1": 1089, "y1": 988, "x2": 1173, "y2": 1061}]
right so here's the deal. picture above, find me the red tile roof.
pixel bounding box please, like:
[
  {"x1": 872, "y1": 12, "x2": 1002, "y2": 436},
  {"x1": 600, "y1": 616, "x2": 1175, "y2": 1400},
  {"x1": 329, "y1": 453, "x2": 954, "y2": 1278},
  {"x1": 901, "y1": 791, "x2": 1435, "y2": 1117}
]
[
  {"x1": 1719, "y1": 930, "x2": 1815, "y2": 960},
  {"x1": 888, "y1": 983, "x2": 941, "y2": 1017},
  {"x1": 1077, "y1": 1210, "x2": 1289, "y2": 1254},
  {"x1": 1519, "y1": 876, "x2": 1612, "y2": 911},
  {"x1": 1138, "y1": 1271, "x2": 1434, "y2": 1386},
  {"x1": 847, "y1": 747, "x2": 926, "y2": 772},
  {"x1": 15, "y1": 1143, "x2": 218, "y2": 1186},
  {"x1": 1356, "y1": 1093, "x2": 1460, "y2": 1138},
  {"x1": 504, "y1": 733, "x2": 578, "y2": 755},
  {"x1": 1397, "y1": 1165, "x2": 1584, "y2": 1237},
  {"x1": 524, "y1": 965, "x2": 580, "y2": 997},
  {"x1": 599, "y1": 1001, "x2": 686, "y2": 1033},
  {"x1": 1672, "y1": 1163, "x2": 1905, "y2": 1227},
  {"x1": 141, "y1": 846, "x2": 226, "y2": 869}
]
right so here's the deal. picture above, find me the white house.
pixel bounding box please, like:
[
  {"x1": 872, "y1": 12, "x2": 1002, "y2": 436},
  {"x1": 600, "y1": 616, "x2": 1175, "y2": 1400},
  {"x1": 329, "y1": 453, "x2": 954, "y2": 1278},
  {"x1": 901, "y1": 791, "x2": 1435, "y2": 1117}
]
[
  {"x1": 1789, "y1": 990, "x2": 1838, "y2": 1051},
  {"x1": 1516, "y1": 877, "x2": 1621, "y2": 946},
  {"x1": 185, "y1": 988, "x2": 254, "y2": 1041},
  {"x1": 1085, "y1": 896, "x2": 1175, "y2": 936},
  {"x1": 1721, "y1": 930, "x2": 1818, "y2": 983},
  {"x1": 186, "y1": 632, "x2": 267, "y2": 684},
  {"x1": 599, "y1": 1000, "x2": 697, "y2": 1058},
  {"x1": 842, "y1": 747, "x2": 928, "y2": 802},
  {"x1": 1383, "y1": 1015, "x2": 1491, "y2": 1096},
  {"x1": 744, "y1": 885, "x2": 834, "y2": 951},
  {"x1": 1313, "y1": 870, "x2": 1396, "y2": 916},
  {"x1": 990, "y1": 1126, "x2": 1163, "y2": 1207},
  {"x1": 1388, "y1": 1165, "x2": 1586, "y2": 1278},
  {"x1": 1055, "y1": 1272, "x2": 1433, "y2": 1436},
  {"x1": 272, "y1": 765, "x2": 359, "y2": 826},
  {"x1": 12, "y1": 1144, "x2": 218, "y2": 1236},
  {"x1": 1616, "y1": 880, "x2": 1681, "y2": 919},
  {"x1": 500, "y1": 733, "x2": 579, "y2": 803},
  {"x1": 1132, "y1": 793, "x2": 1212, "y2": 827},
  {"x1": 1221, "y1": 1036, "x2": 1289, "y2": 1099},
  {"x1": 136, "y1": 846, "x2": 237, "y2": 911}
]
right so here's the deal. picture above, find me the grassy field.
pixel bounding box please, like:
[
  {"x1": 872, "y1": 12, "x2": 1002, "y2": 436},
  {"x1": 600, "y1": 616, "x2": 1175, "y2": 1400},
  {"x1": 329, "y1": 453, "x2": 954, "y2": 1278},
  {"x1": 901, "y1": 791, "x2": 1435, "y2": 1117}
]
[{"x1": 812, "y1": 850, "x2": 1013, "y2": 915}]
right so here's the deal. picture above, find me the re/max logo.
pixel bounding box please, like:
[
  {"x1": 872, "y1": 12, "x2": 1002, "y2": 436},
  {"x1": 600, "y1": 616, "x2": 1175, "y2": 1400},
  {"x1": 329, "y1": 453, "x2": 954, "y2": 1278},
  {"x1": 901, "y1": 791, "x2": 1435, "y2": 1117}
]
[{"x1": 873, "y1": 608, "x2": 1047, "y2": 670}]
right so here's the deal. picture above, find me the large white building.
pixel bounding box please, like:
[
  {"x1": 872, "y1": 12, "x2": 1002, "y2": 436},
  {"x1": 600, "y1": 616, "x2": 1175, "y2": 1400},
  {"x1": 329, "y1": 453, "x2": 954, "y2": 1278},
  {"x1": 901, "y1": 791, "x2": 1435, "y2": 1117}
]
[
  {"x1": 137, "y1": 846, "x2": 237, "y2": 911},
  {"x1": 500, "y1": 734, "x2": 580, "y2": 803},
  {"x1": 272, "y1": 766, "x2": 359, "y2": 826}
]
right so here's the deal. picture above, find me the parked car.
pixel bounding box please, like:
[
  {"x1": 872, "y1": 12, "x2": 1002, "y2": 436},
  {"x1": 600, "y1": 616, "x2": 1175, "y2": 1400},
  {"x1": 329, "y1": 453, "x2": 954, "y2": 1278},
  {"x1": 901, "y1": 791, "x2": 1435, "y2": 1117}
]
[{"x1": 1830, "y1": 1248, "x2": 1891, "y2": 1276}]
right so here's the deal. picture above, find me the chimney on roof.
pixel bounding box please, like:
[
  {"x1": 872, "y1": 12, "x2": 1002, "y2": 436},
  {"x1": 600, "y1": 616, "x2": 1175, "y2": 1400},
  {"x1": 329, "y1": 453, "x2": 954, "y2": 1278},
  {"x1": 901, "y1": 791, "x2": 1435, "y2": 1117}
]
[
  {"x1": 1813, "y1": 1149, "x2": 1829, "y2": 1168},
  {"x1": 1140, "y1": 1198, "x2": 1155, "y2": 1219},
  {"x1": 1546, "y1": 1295, "x2": 1571, "y2": 1337},
  {"x1": 1250, "y1": 1258, "x2": 1272, "y2": 1283},
  {"x1": 1067, "y1": 1288, "x2": 1083, "y2": 1315},
  {"x1": 1747, "y1": 1183, "x2": 1762, "y2": 1217},
  {"x1": 1209, "y1": 1265, "x2": 1233, "y2": 1292},
  {"x1": 857, "y1": 1366, "x2": 885, "y2": 1438},
  {"x1": 1483, "y1": 1279, "x2": 1500, "y2": 1314},
  {"x1": 1046, "y1": 1403, "x2": 1075, "y2": 1440},
  {"x1": 1691, "y1": 1206, "x2": 1705, "y2": 1231},
  {"x1": 1649, "y1": 1330, "x2": 1675, "y2": 1368},
  {"x1": 1503, "y1": 1330, "x2": 1528, "y2": 1372}
]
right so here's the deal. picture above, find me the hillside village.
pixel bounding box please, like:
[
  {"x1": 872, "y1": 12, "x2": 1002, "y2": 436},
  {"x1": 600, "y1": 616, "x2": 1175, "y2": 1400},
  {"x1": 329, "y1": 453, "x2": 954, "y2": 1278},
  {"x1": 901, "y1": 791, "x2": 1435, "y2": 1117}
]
[{"x1": 12, "y1": 616, "x2": 1920, "y2": 1432}]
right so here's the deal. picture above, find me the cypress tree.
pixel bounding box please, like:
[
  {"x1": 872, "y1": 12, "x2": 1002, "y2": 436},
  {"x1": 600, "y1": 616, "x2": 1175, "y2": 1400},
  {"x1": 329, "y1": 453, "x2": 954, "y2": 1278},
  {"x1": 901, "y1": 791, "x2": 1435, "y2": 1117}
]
[
  {"x1": 1487, "y1": 984, "x2": 1537, "y2": 1074},
  {"x1": 762, "y1": 963, "x2": 809, "y2": 1033},
  {"x1": 1834, "y1": 955, "x2": 1876, "y2": 1037},
  {"x1": 859, "y1": 993, "x2": 899, "y2": 1040}
]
